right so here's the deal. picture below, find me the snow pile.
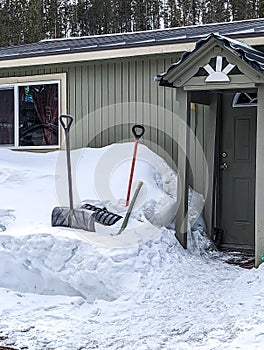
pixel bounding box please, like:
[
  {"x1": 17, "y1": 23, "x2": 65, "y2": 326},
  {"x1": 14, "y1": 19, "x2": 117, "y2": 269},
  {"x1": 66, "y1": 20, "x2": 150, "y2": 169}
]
[
  {"x1": 0, "y1": 144, "x2": 208, "y2": 301},
  {"x1": 75, "y1": 143, "x2": 179, "y2": 232},
  {"x1": 0, "y1": 229, "x2": 183, "y2": 303},
  {"x1": 0, "y1": 144, "x2": 263, "y2": 350},
  {"x1": 0, "y1": 209, "x2": 15, "y2": 231}
]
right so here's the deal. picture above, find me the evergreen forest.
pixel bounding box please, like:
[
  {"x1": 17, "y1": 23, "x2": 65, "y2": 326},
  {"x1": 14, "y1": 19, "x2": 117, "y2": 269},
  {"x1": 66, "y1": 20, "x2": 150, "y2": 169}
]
[{"x1": 0, "y1": 0, "x2": 263, "y2": 46}]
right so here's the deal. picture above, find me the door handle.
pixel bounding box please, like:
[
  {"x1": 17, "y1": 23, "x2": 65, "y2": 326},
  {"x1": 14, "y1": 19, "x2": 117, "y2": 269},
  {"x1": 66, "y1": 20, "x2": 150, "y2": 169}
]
[{"x1": 220, "y1": 162, "x2": 228, "y2": 170}]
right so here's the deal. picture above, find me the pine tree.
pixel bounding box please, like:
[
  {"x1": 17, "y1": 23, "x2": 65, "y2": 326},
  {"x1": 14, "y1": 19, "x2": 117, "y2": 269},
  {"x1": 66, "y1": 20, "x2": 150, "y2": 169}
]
[
  {"x1": 81, "y1": 0, "x2": 109, "y2": 35},
  {"x1": 178, "y1": 0, "x2": 195, "y2": 25},
  {"x1": 131, "y1": 0, "x2": 147, "y2": 31},
  {"x1": 146, "y1": 0, "x2": 162, "y2": 29},
  {"x1": 1, "y1": 0, "x2": 27, "y2": 46},
  {"x1": 163, "y1": 0, "x2": 182, "y2": 28},
  {"x1": 112, "y1": 0, "x2": 132, "y2": 32},
  {"x1": 259, "y1": 0, "x2": 264, "y2": 17},
  {"x1": 23, "y1": 0, "x2": 45, "y2": 44},
  {"x1": 44, "y1": 0, "x2": 64, "y2": 39},
  {"x1": 74, "y1": 0, "x2": 88, "y2": 36},
  {"x1": 201, "y1": 0, "x2": 230, "y2": 24},
  {"x1": 59, "y1": 0, "x2": 72, "y2": 37},
  {"x1": 229, "y1": 0, "x2": 256, "y2": 20},
  {"x1": 68, "y1": 0, "x2": 79, "y2": 36}
]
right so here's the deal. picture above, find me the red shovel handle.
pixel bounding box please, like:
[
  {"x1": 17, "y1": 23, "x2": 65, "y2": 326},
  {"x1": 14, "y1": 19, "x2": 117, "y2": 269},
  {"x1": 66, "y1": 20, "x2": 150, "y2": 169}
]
[{"x1": 125, "y1": 124, "x2": 145, "y2": 206}]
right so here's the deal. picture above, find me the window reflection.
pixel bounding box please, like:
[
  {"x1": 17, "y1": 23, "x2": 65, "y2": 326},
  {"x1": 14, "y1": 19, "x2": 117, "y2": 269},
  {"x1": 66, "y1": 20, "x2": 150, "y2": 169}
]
[{"x1": 19, "y1": 84, "x2": 59, "y2": 146}]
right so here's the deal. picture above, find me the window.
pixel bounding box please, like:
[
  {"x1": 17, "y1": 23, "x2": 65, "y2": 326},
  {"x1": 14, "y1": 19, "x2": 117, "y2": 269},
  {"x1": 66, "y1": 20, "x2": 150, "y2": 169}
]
[
  {"x1": 0, "y1": 89, "x2": 14, "y2": 145},
  {"x1": 0, "y1": 81, "x2": 60, "y2": 148},
  {"x1": 232, "y1": 92, "x2": 257, "y2": 107}
]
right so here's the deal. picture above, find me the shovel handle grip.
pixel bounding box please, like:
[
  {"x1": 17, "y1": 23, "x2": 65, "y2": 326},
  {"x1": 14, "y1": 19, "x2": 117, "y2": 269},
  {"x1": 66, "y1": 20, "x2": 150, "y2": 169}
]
[
  {"x1": 60, "y1": 115, "x2": 73, "y2": 133},
  {"x1": 132, "y1": 124, "x2": 145, "y2": 140}
]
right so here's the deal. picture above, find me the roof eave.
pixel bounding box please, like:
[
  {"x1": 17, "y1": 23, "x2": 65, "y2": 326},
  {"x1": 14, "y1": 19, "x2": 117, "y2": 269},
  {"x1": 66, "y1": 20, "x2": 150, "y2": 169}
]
[
  {"x1": 0, "y1": 42, "x2": 197, "y2": 69},
  {"x1": 1, "y1": 32, "x2": 264, "y2": 69}
]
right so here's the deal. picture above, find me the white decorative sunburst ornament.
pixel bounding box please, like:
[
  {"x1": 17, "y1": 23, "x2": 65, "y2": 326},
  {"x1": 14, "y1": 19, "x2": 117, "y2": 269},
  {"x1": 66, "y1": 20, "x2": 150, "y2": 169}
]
[{"x1": 204, "y1": 56, "x2": 235, "y2": 82}]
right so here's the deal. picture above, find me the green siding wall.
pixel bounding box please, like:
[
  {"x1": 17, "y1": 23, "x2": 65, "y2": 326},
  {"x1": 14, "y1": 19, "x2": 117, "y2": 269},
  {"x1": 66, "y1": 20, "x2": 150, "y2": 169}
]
[
  {"x1": 66, "y1": 56, "x2": 180, "y2": 172},
  {"x1": 0, "y1": 53, "x2": 209, "y2": 185}
]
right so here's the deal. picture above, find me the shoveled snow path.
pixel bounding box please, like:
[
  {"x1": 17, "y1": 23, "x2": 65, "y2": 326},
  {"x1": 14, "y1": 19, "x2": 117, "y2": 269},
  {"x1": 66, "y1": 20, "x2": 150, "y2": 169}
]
[{"x1": 0, "y1": 230, "x2": 263, "y2": 350}]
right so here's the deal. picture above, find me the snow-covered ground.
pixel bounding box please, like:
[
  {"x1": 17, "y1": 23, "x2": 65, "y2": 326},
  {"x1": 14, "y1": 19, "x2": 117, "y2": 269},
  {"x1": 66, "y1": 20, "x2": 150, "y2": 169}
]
[{"x1": 0, "y1": 144, "x2": 263, "y2": 350}]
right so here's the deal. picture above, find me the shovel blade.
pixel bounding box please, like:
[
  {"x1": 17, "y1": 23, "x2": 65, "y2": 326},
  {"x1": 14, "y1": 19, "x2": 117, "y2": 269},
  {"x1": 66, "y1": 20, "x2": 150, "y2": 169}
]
[{"x1": 51, "y1": 207, "x2": 95, "y2": 232}]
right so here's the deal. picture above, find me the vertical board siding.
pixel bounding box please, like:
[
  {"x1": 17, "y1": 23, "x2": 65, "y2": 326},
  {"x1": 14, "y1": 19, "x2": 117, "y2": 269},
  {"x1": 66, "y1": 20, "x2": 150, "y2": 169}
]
[
  {"x1": 67, "y1": 66, "x2": 76, "y2": 147},
  {"x1": 0, "y1": 53, "x2": 210, "y2": 176},
  {"x1": 81, "y1": 65, "x2": 89, "y2": 147},
  {"x1": 115, "y1": 61, "x2": 124, "y2": 141},
  {"x1": 87, "y1": 65, "x2": 96, "y2": 148},
  {"x1": 75, "y1": 65, "x2": 83, "y2": 148},
  {"x1": 62, "y1": 54, "x2": 180, "y2": 170}
]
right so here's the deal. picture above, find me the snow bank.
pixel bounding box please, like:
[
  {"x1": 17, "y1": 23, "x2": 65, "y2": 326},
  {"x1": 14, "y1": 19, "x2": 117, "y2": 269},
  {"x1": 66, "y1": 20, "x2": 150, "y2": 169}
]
[
  {"x1": 0, "y1": 229, "x2": 186, "y2": 303},
  {"x1": 2, "y1": 144, "x2": 263, "y2": 350},
  {"x1": 0, "y1": 144, "x2": 210, "y2": 300}
]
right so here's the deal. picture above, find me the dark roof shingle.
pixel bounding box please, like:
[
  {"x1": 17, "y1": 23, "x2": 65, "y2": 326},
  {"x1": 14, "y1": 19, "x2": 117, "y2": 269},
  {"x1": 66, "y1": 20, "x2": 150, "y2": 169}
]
[{"x1": 1, "y1": 18, "x2": 264, "y2": 61}]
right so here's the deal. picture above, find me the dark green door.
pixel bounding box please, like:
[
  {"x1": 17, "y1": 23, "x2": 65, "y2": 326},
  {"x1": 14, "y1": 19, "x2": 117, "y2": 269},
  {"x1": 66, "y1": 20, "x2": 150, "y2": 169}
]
[{"x1": 220, "y1": 92, "x2": 256, "y2": 248}]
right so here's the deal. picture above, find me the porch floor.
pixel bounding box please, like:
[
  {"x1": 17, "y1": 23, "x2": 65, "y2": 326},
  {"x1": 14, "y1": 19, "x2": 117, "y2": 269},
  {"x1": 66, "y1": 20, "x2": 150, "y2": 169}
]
[{"x1": 220, "y1": 248, "x2": 255, "y2": 269}]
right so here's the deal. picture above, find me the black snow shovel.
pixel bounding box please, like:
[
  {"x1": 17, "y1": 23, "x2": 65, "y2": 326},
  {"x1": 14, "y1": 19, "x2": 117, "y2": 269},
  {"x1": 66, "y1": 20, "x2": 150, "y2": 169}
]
[
  {"x1": 80, "y1": 203, "x2": 122, "y2": 226},
  {"x1": 51, "y1": 115, "x2": 96, "y2": 231}
]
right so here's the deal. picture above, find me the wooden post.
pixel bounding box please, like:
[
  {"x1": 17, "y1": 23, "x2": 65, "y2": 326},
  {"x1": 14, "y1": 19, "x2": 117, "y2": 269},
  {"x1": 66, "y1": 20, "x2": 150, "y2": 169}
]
[
  {"x1": 175, "y1": 88, "x2": 191, "y2": 248},
  {"x1": 203, "y1": 93, "x2": 218, "y2": 238},
  {"x1": 255, "y1": 85, "x2": 264, "y2": 267}
]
